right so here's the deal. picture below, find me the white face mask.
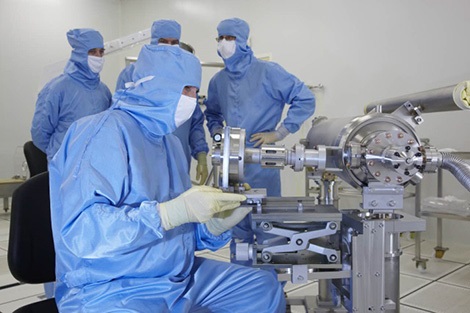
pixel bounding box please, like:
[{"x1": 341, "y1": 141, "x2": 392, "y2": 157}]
[
  {"x1": 174, "y1": 94, "x2": 197, "y2": 128},
  {"x1": 217, "y1": 39, "x2": 236, "y2": 59},
  {"x1": 87, "y1": 55, "x2": 105, "y2": 73}
]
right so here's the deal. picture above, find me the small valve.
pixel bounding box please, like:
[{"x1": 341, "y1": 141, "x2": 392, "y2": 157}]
[{"x1": 213, "y1": 133, "x2": 222, "y2": 143}]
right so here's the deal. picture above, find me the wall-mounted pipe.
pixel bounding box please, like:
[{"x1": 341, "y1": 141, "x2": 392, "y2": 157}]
[{"x1": 365, "y1": 81, "x2": 470, "y2": 114}]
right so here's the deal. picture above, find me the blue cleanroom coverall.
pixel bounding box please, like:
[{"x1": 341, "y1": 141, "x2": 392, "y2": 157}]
[
  {"x1": 31, "y1": 28, "x2": 111, "y2": 160},
  {"x1": 49, "y1": 44, "x2": 285, "y2": 312},
  {"x1": 205, "y1": 18, "x2": 316, "y2": 197}
]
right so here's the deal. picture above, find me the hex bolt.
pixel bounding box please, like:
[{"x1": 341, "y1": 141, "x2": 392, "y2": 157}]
[
  {"x1": 370, "y1": 200, "x2": 378, "y2": 207},
  {"x1": 261, "y1": 222, "x2": 271, "y2": 230},
  {"x1": 356, "y1": 273, "x2": 362, "y2": 278},
  {"x1": 398, "y1": 133, "x2": 404, "y2": 138},
  {"x1": 385, "y1": 177, "x2": 391, "y2": 183},
  {"x1": 374, "y1": 171, "x2": 381, "y2": 177},
  {"x1": 329, "y1": 223, "x2": 337, "y2": 230},
  {"x1": 368, "y1": 161, "x2": 375, "y2": 166},
  {"x1": 375, "y1": 272, "x2": 381, "y2": 277},
  {"x1": 297, "y1": 275, "x2": 304, "y2": 281},
  {"x1": 296, "y1": 239, "x2": 303, "y2": 246},
  {"x1": 404, "y1": 170, "x2": 410, "y2": 176},
  {"x1": 329, "y1": 255, "x2": 337, "y2": 262},
  {"x1": 375, "y1": 138, "x2": 381, "y2": 144},
  {"x1": 386, "y1": 133, "x2": 392, "y2": 139},
  {"x1": 408, "y1": 139, "x2": 415, "y2": 144},
  {"x1": 388, "y1": 200, "x2": 396, "y2": 207},
  {"x1": 397, "y1": 177, "x2": 403, "y2": 183}
]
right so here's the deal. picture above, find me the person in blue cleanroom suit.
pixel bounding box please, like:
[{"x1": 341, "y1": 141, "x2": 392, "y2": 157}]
[
  {"x1": 31, "y1": 28, "x2": 112, "y2": 161},
  {"x1": 116, "y1": 19, "x2": 209, "y2": 185},
  {"x1": 205, "y1": 18, "x2": 316, "y2": 197},
  {"x1": 204, "y1": 17, "x2": 316, "y2": 267},
  {"x1": 49, "y1": 44, "x2": 286, "y2": 313}
]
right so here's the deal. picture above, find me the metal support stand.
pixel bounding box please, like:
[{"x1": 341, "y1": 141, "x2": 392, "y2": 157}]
[
  {"x1": 413, "y1": 183, "x2": 428, "y2": 269},
  {"x1": 433, "y1": 168, "x2": 448, "y2": 258}
]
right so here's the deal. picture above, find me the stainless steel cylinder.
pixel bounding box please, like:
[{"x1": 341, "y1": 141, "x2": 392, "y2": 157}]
[
  {"x1": 365, "y1": 81, "x2": 470, "y2": 114},
  {"x1": 306, "y1": 114, "x2": 422, "y2": 188},
  {"x1": 384, "y1": 232, "x2": 401, "y2": 313}
]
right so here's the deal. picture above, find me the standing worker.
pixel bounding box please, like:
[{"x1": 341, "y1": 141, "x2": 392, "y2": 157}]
[
  {"x1": 205, "y1": 17, "x2": 316, "y2": 197},
  {"x1": 31, "y1": 28, "x2": 112, "y2": 161},
  {"x1": 116, "y1": 19, "x2": 209, "y2": 185},
  {"x1": 49, "y1": 44, "x2": 285, "y2": 312},
  {"x1": 204, "y1": 17, "x2": 316, "y2": 267}
]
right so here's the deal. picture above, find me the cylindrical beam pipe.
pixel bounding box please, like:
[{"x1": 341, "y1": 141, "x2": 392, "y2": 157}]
[{"x1": 365, "y1": 81, "x2": 470, "y2": 114}]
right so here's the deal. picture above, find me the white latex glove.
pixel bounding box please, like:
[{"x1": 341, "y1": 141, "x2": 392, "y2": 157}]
[
  {"x1": 159, "y1": 186, "x2": 246, "y2": 230},
  {"x1": 205, "y1": 206, "x2": 252, "y2": 236},
  {"x1": 250, "y1": 131, "x2": 278, "y2": 147},
  {"x1": 196, "y1": 152, "x2": 208, "y2": 185},
  {"x1": 250, "y1": 125, "x2": 290, "y2": 147}
]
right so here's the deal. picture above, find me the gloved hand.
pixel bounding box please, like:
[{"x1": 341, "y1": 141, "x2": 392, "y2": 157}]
[
  {"x1": 159, "y1": 186, "x2": 247, "y2": 230},
  {"x1": 250, "y1": 125, "x2": 290, "y2": 147},
  {"x1": 206, "y1": 206, "x2": 252, "y2": 236},
  {"x1": 196, "y1": 152, "x2": 208, "y2": 185}
]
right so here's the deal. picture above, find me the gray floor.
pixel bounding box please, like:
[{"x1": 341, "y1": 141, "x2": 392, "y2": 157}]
[{"x1": 0, "y1": 208, "x2": 469, "y2": 313}]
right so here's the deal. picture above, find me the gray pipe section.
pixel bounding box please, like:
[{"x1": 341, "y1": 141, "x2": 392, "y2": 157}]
[
  {"x1": 440, "y1": 152, "x2": 470, "y2": 192},
  {"x1": 384, "y1": 232, "x2": 401, "y2": 313},
  {"x1": 365, "y1": 81, "x2": 470, "y2": 114}
]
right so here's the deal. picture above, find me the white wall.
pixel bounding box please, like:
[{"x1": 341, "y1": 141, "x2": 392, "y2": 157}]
[
  {"x1": 0, "y1": 0, "x2": 122, "y2": 178},
  {"x1": 1, "y1": 0, "x2": 469, "y2": 243}
]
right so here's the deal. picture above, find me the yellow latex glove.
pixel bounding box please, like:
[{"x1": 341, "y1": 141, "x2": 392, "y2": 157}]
[
  {"x1": 206, "y1": 206, "x2": 252, "y2": 236},
  {"x1": 159, "y1": 186, "x2": 246, "y2": 230},
  {"x1": 196, "y1": 152, "x2": 208, "y2": 185}
]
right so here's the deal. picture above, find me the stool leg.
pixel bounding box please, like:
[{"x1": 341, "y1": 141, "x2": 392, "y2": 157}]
[{"x1": 3, "y1": 197, "x2": 8, "y2": 212}]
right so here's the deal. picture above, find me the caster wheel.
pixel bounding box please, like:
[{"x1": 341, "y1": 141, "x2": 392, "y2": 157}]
[
  {"x1": 434, "y1": 250, "x2": 445, "y2": 259},
  {"x1": 416, "y1": 261, "x2": 427, "y2": 271}
]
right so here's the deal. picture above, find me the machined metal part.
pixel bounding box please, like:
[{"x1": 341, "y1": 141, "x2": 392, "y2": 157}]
[
  {"x1": 422, "y1": 146, "x2": 442, "y2": 173},
  {"x1": 306, "y1": 109, "x2": 425, "y2": 189},
  {"x1": 260, "y1": 221, "x2": 340, "y2": 263},
  {"x1": 207, "y1": 96, "x2": 470, "y2": 313},
  {"x1": 362, "y1": 182, "x2": 405, "y2": 211},
  {"x1": 339, "y1": 212, "x2": 425, "y2": 313},
  {"x1": 237, "y1": 198, "x2": 344, "y2": 269},
  {"x1": 215, "y1": 127, "x2": 246, "y2": 189},
  {"x1": 260, "y1": 146, "x2": 286, "y2": 168}
]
